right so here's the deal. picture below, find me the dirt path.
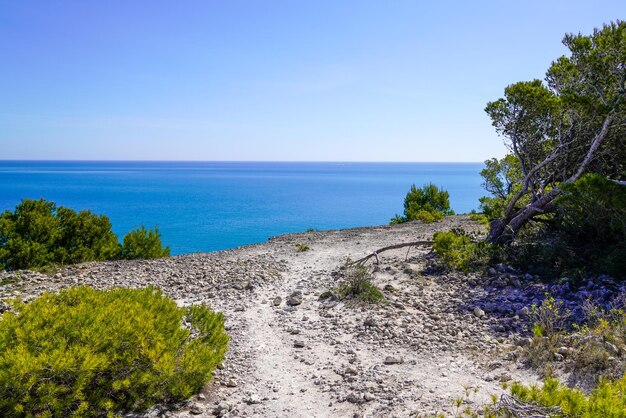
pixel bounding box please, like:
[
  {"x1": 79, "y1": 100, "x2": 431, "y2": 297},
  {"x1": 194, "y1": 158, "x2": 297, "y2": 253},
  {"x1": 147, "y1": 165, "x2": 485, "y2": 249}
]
[{"x1": 199, "y1": 217, "x2": 538, "y2": 417}]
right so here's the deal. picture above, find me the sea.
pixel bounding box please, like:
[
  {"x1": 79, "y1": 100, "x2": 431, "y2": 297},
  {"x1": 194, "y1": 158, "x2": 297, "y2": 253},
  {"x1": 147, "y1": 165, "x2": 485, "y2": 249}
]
[{"x1": 0, "y1": 161, "x2": 485, "y2": 255}]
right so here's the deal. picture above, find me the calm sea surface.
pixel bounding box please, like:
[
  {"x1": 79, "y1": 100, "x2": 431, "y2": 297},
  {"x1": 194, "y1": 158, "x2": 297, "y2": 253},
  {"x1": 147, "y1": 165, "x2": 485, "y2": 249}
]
[{"x1": 0, "y1": 161, "x2": 485, "y2": 255}]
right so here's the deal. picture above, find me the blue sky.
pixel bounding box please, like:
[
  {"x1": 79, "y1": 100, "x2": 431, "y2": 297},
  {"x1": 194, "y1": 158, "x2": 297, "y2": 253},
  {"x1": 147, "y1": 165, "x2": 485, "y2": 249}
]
[{"x1": 1, "y1": 1, "x2": 623, "y2": 161}]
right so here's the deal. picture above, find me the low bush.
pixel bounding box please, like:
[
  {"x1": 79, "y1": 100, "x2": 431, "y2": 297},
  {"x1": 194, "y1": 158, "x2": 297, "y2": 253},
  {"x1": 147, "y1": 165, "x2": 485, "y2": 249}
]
[
  {"x1": 438, "y1": 376, "x2": 626, "y2": 417},
  {"x1": 122, "y1": 225, "x2": 170, "y2": 259},
  {"x1": 294, "y1": 243, "x2": 310, "y2": 252},
  {"x1": 0, "y1": 286, "x2": 228, "y2": 417},
  {"x1": 468, "y1": 211, "x2": 490, "y2": 226},
  {"x1": 432, "y1": 229, "x2": 492, "y2": 273},
  {"x1": 508, "y1": 376, "x2": 626, "y2": 417},
  {"x1": 391, "y1": 183, "x2": 453, "y2": 224},
  {"x1": 524, "y1": 295, "x2": 571, "y2": 371},
  {"x1": 337, "y1": 262, "x2": 383, "y2": 303}
]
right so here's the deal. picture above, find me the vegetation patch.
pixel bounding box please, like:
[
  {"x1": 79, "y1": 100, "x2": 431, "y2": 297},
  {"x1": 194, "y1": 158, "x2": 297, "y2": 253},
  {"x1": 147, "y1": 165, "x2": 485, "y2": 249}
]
[
  {"x1": 507, "y1": 376, "x2": 626, "y2": 417},
  {"x1": 0, "y1": 286, "x2": 228, "y2": 417},
  {"x1": 0, "y1": 275, "x2": 20, "y2": 287},
  {"x1": 432, "y1": 229, "x2": 493, "y2": 273},
  {"x1": 0, "y1": 198, "x2": 170, "y2": 271},
  {"x1": 122, "y1": 225, "x2": 170, "y2": 259},
  {"x1": 294, "y1": 242, "x2": 310, "y2": 252},
  {"x1": 336, "y1": 262, "x2": 383, "y2": 303},
  {"x1": 391, "y1": 183, "x2": 453, "y2": 224}
]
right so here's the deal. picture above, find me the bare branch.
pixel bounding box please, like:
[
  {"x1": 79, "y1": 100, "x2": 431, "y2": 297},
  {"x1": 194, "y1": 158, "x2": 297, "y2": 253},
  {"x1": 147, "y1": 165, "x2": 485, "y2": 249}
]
[{"x1": 349, "y1": 241, "x2": 433, "y2": 266}]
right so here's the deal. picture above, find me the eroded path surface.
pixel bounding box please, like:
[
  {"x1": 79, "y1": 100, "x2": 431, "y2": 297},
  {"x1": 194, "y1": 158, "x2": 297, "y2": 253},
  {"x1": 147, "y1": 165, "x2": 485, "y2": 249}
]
[{"x1": 0, "y1": 216, "x2": 540, "y2": 417}]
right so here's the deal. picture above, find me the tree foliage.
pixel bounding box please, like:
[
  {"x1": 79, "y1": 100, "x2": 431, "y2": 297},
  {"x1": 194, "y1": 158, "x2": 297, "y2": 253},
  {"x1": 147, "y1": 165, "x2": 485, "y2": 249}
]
[
  {"x1": 484, "y1": 21, "x2": 626, "y2": 245},
  {"x1": 0, "y1": 199, "x2": 170, "y2": 271},
  {"x1": 391, "y1": 183, "x2": 453, "y2": 224},
  {"x1": 0, "y1": 287, "x2": 228, "y2": 417},
  {"x1": 122, "y1": 225, "x2": 170, "y2": 260}
]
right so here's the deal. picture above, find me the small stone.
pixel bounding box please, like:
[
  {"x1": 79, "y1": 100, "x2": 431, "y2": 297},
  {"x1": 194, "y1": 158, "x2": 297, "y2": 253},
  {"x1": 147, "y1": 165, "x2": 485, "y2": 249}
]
[
  {"x1": 383, "y1": 356, "x2": 403, "y2": 365},
  {"x1": 245, "y1": 394, "x2": 262, "y2": 405},
  {"x1": 364, "y1": 393, "x2": 376, "y2": 402},
  {"x1": 346, "y1": 392, "x2": 364, "y2": 404},
  {"x1": 294, "y1": 340, "x2": 305, "y2": 348},
  {"x1": 606, "y1": 342, "x2": 620, "y2": 355},
  {"x1": 287, "y1": 291, "x2": 303, "y2": 306},
  {"x1": 345, "y1": 367, "x2": 358, "y2": 375},
  {"x1": 189, "y1": 402, "x2": 204, "y2": 415},
  {"x1": 213, "y1": 402, "x2": 230, "y2": 416},
  {"x1": 226, "y1": 378, "x2": 238, "y2": 387},
  {"x1": 557, "y1": 347, "x2": 570, "y2": 356},
  {"x1": 553, "y1": 353, "x2": 565, "y2": 362},
  {"x1": 272, "y1": 296, "x2": 282, "y2": 306},
  {"x1": 498, "y1": 372, "x2": 512, "y2": 382},
  {"x1": 473, "y1": 307, "x2": 486, "y2": 319}
]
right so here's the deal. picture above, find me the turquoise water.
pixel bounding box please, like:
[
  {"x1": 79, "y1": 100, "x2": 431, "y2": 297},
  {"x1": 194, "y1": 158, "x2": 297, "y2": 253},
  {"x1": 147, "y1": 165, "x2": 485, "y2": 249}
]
[{"x1": 0, "y1": 161, "x2": 485, "y2": 255}]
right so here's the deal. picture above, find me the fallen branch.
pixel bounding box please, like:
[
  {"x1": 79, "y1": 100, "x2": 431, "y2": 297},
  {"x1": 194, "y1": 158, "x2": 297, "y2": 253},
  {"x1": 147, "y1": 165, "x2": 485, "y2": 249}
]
[{"x1": 350, "y1": 241, "x2": 433, "y2": 266}]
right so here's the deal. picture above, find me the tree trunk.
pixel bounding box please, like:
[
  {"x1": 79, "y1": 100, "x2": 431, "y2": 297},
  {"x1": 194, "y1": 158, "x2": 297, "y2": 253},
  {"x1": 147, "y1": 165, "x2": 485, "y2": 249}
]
[{"x1": 486, "y1": 116, "x2": 613, "y2": 245}]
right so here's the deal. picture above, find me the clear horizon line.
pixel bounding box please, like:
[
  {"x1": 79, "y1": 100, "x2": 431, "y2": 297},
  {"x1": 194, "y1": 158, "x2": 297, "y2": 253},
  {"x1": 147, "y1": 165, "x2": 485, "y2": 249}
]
[{"x1": 0, "y1": 158, "x2": 485, "y2": 164}]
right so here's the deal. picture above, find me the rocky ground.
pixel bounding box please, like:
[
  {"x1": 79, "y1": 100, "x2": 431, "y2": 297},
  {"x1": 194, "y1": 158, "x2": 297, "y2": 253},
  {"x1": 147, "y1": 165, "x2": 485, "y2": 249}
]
[{"x1": 3, "y1": 215, "x2": 612, "y2": 417}]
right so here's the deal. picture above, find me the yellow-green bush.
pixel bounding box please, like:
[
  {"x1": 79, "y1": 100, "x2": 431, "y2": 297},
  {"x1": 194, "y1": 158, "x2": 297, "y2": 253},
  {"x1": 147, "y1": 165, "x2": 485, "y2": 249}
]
[
  {"x1": 509, "y1": 376, "x2": 626, "y2": 417},
  {"x1": 0, "y1": 287, "x2": 228, "y2": 417},
  {"x1": 432, "y1": 230, "x2": 492, "y2": 273}
]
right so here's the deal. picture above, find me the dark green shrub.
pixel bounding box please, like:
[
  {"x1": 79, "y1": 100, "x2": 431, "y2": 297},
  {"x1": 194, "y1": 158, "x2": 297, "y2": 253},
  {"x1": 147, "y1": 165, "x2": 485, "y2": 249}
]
[
  {"x1": 503, "y1": 174, "x2": 626, "y2": 279},
  {"x1": 0, "y1": 286, "x2": 228, "y2": 417},
  {"x1": 555, "y1": 173, "x2": 626, "y2": 277},
  {"x1": 391, "y1": 183, "x2": 453, "y2": 224},
  {"x1": 55, "y1": 207, "x2": 122, "y2": 264},
  {"x1": 0, "y1": 199, "x2": 171, "y2": 270},
  {"x1": 0, "y1": 199, "x2": 121, "y2": 270},
  {"x1": 122, "y1": 225, "x2": 170, "y2": 260},
  {"x1": 0, "y1": 199, "x2": 60, "y2": 270}
]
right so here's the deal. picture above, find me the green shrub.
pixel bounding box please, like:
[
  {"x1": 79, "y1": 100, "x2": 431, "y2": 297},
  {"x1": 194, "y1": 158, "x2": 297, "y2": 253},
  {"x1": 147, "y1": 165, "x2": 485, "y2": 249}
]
[
  {"x1": 391, "y1": 183, "x2": 453, "y2": 224},
  {"x1": 508, "y1": 376, "x2": 626, "y2": 417},
  {"x1": 469, "y1": 211, "x2": 490, "y2": 226},
  {"x1": 0, "y1": 199, "x2": 171, "y2": 270},
  {"x1": 432, "y1": 229, "x2": 491, "y2": 272},
  {"x1": 122, "y1": 225, "x2": 170, "y2": 260},
  {"x1": 55, "y1": 206, "x2": 122, "y2": 264},
  {"x1": 555, "y1": 173, "x2": 626, "y2": 278},
  {"x1": 337, "y1": 262, "x2": 383, "y2": 303},
  {"x1": 0, "y1": 199, "x2": 122, "y2": 270},
  {"x1": 0, "y1": 286, "x2": 228, "y2": 417},
  {"x1": 493, "y1": 174, "x2": 625, "y2": 279},
  {"x1": 294, "y1": 243, "x2": 310, "y2": 252}
]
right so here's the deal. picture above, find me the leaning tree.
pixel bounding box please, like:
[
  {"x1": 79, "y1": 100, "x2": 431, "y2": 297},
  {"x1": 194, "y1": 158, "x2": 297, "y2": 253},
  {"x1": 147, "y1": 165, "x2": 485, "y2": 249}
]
[{"x1": 485, "y1": 21, "x2": 626, "y2": 245}]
